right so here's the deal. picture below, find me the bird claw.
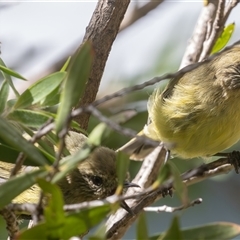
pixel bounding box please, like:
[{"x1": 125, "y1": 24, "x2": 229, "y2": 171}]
[
  {"x1": 227, "y1": 151, "x2": 240, "y2": 174},
  {"x1": 161, "y1": 188, "x2": 173, "y2": 198}
]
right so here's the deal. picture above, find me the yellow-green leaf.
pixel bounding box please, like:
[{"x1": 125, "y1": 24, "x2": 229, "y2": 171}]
[
  {"x1": 211, "y1": 23, "x2": 235, "y2": 54},
  {"x1": 55, "y1": 41, "x2": 93, "y2": 134}
]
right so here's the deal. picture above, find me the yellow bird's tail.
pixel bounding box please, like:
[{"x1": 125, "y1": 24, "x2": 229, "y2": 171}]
[{"x1": 117, "y1": 131, "x2": 157, "y2": 161}]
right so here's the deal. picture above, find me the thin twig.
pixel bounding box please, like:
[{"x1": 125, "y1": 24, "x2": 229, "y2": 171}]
[
  {"x1": 120, "y1": 0, "x2": 164, "y2": 32},
  {"x1": 144, "y1": 198, "x2": 202, "y2": 213},
  {"x1": 199, "y1": 0, "x2": 225, "y2": 61}
]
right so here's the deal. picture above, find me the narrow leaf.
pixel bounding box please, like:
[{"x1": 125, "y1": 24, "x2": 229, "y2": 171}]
[
  {"x1": 0, "y1": 80, "x2": 9, "y2": 114},
  {"x1": 38, "y1": 179, "x2": 65, "y2": 239},
  {"x1": 150, "y1": 222, "x2": 240, "y2": 240},
  {"x1": 14, "y1": 71, "x2": 66, "y2": 109},
  {"x1": 0, "y1": 168, "x2": 48, "y2": 208},
  {"x1": 52, "y1": 143, "x2": 93, "y2": 183},
  {"x1": 115, "y1": 151, "x2": 129, "y2": 194},
  {"x1": 8, "y1": 109, "x2": 51, "y2": 128},
  {"x1": 211, "y1": 23, "x2": 235, "y2": 54},
  {"x1": 0, "y1": 60, "x2": 26, "y2": 80},
  {"x1": 88, "y1": 123, "x2": 111, "y2": 146},
  {"x1": 161, "y1": 216, "x2": 183, "y2": 240},
  {"x1": 60, "y1": 56, "x2": 71, "y2": 72},
  {"x1": 55, "y1": 41, "x2": 93, "y2": 133},
  {"x1": 152, "y1": 163, "x2": 172, "y2": 189},
  {"x1": 0, "y1": 58, "x2": 20, "y2": 97},
  {"x1": 62, "y1": 205, "x2": 111, "y2": 238},
  {"x1": 137, "y1": 212, "x2": 149, "y2": 240},
  {"x1": 169, "y1": 162, "x2": 189, "y2": 206},
  {"x1": 0, "y1": 116, "x2": 49, "y2": 166}
]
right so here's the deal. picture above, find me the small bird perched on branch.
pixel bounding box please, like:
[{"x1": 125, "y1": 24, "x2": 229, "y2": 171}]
[
  {"x1": 0, "y1": 131, "x2": 137, "y2": 213},
  {"x1": 119, "y1": 41, "x2": 240, "y2": 166}
]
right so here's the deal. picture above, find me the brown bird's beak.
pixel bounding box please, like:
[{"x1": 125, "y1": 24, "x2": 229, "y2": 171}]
[{"x1": 121, "y1": 181, "x2": 140, "y2": 214}]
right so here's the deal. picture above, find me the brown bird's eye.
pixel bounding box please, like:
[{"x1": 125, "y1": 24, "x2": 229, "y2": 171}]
[{"x1": 92, "y1": 175, "x2": 103, "y2": 186}]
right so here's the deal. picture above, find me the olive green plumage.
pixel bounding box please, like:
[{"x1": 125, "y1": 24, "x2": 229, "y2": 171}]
[{"x1": 120, "y1": 43, "x2": 240, "y2": 160}]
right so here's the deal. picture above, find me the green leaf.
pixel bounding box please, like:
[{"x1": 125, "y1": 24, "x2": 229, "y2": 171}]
[
  {"x1": 0, "y1": 168, "x2": 48, "y2": 208},
  {"x1": 181, "y1": 222, "x2": 240, "y2": 240},
  {"x1": 211, "y1": 23, "x2": 235, "y2": 54},
  {"x1": 116, "y1": 151, "x2": 129, "y2": 190},
  {"x1": 55, "y1": 41, "x2": 93, "y2": 133},
  {"x1": 0, "y1": 58, "x2": 20, "y2": 97},
  {"x1": 18, "y1": 224, "x2": 47, "y2": 240},
  {"x1": 40, "y1": 86, "x2": 60, "y2": 107},
  {"x1": 52, "y1": 143, "x2": 93, "y2": 183},
  {"x1": 161, "y1": 216, "x2": 182, "y2": 240},
  {"x1": 60, "y1": 56, "x2": 71, "y2": 72},
  {"x1": 38, "y1": 179, "x2": 65, "y2": 239},
  {"x1": 7, "y1": 109, "x2": 51, "y2": 128},
  {"x1": 152, "y1": 163, "x2": 172, "y2": 189},
  {"x1": 89, "y1": 223, "x2": 107, "y2": 240},
  {"x1": 0, "y1": 144, "x2": 45, "y2": 166},
  {"x1": 150, "y1": 221, "x2": 240, "y2": 240},
  {"x1": 169, "y1": 162, "x2": 189, "y2": 206},
  {"x1": 0, "y1": 60, "x2": 26, "y2": 80},
  {"x1": 0, "y1": 80, "x2": 9, "y2": 114},
  {"x1": 137, "y1": 212, "x2": 149, "y2": 240},
  {"x1": 19, "y1": 205, "x2": 111, "y2": 239},
  {"x1": 0, "y1": 116, "x2": 49, "y2": 166},
  {"x1": 62, "y1": 205, "x2": 111, "y2": 238},
  {"x1": 88, "y1": 123, "x2": 111, "y2": 146},
  {"x1": 14, "y1": 71, "x2": 66, "y2": 109}
]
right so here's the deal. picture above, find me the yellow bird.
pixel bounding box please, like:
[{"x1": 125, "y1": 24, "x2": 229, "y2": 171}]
[{"x1": 119, "y1": 43, "x2": 240, "y2": 161}]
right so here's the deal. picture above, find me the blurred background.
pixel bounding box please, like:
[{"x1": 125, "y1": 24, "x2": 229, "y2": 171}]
[{"x1": 1, "y1": 1, "x2": 240, "y2": 238}]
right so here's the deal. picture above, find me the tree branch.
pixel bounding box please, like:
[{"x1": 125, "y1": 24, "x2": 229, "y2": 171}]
[
  {"x1": 119, "y1": 0, "x2": 164, "y2": 32},
  {"x1": 74, "y1": 0, "x2": 130, "y2": 130}
]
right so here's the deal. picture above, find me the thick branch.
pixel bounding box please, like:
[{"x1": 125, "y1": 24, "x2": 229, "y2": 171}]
[
  {"x1": 74, "y1": 0, "x2": 130, "y2": 130},
  {"x1": 180, "y1": 0, "x2": 219, "y2": 68}
]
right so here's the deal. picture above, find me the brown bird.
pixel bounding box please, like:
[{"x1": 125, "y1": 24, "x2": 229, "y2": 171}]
[{"x1": 0, "y1": 131, "x2": 138, "y2": 212}]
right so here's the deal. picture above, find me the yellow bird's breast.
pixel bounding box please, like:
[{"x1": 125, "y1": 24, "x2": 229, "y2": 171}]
[{"x1": 147, "y1": 75, "x2": 240, "y2": 159}]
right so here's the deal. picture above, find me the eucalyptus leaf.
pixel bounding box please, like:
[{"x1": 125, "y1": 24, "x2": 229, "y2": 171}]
[
  {"x1": 0, "y1": 60, "x2": 26, "y2": 80},
  {"x1": 0, "y1": 80, "x2": 9, "y2": 114},
  {"x1": 88, "y1": 123, "x2": 111, "y2": 146},
  {"x1": 14, "y1": 71, "x2": 66, "y2": 109},
  {"x1": 7, "y1": 109, "x2": 51, "y2": 128},
  {"x1": 152, "y1": 163, "x2": 171, "y2": 190},
  {"x1": 0, "y1": 58, "x2": 20, "y2": 97},
  {"x1": 38, "y1": 179, "x2": 65, "y2": 239},
  {"x1": 60, "y1": 56, "x2": 71, "y2": 72},
  {"x1": 40, "y1": 86, "x2": 60, "y2": 107},
  {"x1": 211, "y1": 23, "x2": 235, "y2": 54},
  {"x1": 161, "y1": 216, "x2": 182, "y2": 240},
  {"x1": 0, "y1": 116, "x2": 49, "y2": 166},
  {"x1": 169, "y1": 162, "x2": 189, "y2": 206},
  {"x1": 55, "y1": 41, "x2": 93, "y2": 133},
  {"x1": 0, "y1": 144, "x2": 46, "y2": 166},
  {"x1": 137, "y1": 212, "x2": 149, "y2": 240},
  {"x1": 19, "y1": 205, "x2": 111, "y2": 239},
  {"x1": 150, "y1": 221, "x2": 240, "y2": 240},
  {"x1": 89, "y1": 223, "x2": 107, "y2": 240},
  {"x1": 62, "y1": 205, "x2": 111, "y2": 238},
  {"x1": 0, "y1": 168, "x2": 48, "y2": 208},
  {"x1": 116, "y1": 151, "x2": 129, "y2": 192},
  {"x1": 52, "y1": 143, "x2": 93, "y2": 183}
]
